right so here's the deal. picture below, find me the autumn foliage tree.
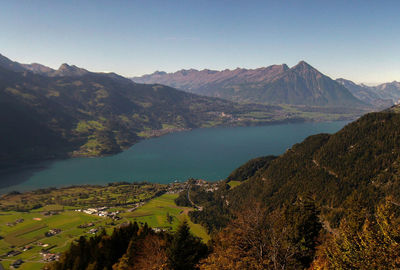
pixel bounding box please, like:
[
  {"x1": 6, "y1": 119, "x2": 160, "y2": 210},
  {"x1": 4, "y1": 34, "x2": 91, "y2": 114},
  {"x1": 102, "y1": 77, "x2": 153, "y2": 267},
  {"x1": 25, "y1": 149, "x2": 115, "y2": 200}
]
[
  {"x1": 313, "y1": 198, "x2": 400, "y2": 269},
  {"x1": 199, "y1": 198, "x2": 321, "y2": 270},
  {"x1": 113, "y1": 233, "x2": 169, "y2": 270}
]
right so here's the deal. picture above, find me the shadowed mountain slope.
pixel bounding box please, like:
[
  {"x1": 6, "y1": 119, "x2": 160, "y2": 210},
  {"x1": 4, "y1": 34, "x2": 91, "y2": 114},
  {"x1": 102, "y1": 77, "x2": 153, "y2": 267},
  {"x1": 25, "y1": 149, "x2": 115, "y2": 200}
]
[{"x1": 0, "y1": 54, "x2": 296, "y2": 169}]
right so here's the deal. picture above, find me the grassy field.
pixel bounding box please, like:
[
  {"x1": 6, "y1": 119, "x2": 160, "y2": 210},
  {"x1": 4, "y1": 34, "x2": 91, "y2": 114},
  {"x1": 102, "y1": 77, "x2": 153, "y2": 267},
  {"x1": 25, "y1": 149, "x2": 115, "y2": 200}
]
[
  {"x1": 0, "y1": 192, "x2": 210, "y2": 269},
  {"x1": 123, "y1": 193, "x2": 210, "y2": 242},
  {"x1": 0, "y1": 210, "x2": 111, "y2": 269},
  {"x1": 227, "y1": 180, "x2": 243, "y2": 189},
  {"x1": 0, "y1": 183, "x2": 162, "y2": 212}
]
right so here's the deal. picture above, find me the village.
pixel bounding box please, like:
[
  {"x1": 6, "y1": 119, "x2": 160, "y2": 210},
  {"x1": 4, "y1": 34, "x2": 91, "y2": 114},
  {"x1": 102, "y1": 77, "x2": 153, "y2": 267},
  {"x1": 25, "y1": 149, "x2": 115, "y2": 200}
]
[{"x1": 0, "y1": 179, "x2": 220, "y2": 269}]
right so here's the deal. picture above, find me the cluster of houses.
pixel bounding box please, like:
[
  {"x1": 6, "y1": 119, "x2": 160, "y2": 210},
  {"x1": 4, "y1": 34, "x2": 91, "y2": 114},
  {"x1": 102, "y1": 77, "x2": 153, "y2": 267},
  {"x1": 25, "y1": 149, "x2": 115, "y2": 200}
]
[
  {"x1": 37, "y1": 242, "x2": 49, "y2": 248},
  {"x1": 5, "y1": 250, "x2": 21, "y2": 257},
  {"x1": 78, "y1": 222, "x2": 101, "y2": 234},
  {"x1": 22, "y1": 245, "x2": 32, "y2": 252},
  {"x1": 43, "y1": 210, "x2": 60, "y2": 216},
  {"x1": 3, "y1": 242, "x2": 60, "y2": 263},
  {"x1": 78, "y1": 222, "x2": 95, "y2": 229},
  {"x1": 152, "y1": 227, "x2": 169, "y2": 233},
  {"x1": 166, "y1": 179, "x2": 219, "y2": 194},
  {"x1": 77, "y1": 223, "x2": 101, "y2": 234},
  {"x1": 41, "y1": 250, "x2": 60, "y2": 262},
  {"x1": 6, "y1": 218, "x2": 24, "y2": 227},
  {"x1": 10, "y1": 259, "x2": 23, "y2": 268},
  {"x1": 88, "y1": 228, "x2": 99, "y2": 234},
  {"x1": 45, "y1": 228, "x2": 61, "y2": 237},
  {"x1": 75, "y1": 207, "x2": 121, "y2": 220},
  {"x1": 193, "y1": 179, "x2": 219, "y2": 192},
  {"x1": 166, "y1": 181, "x2": 189, "y2": 194},
  {"x1": 3, "y1": 245, "x2": 33, "y2": 263}
]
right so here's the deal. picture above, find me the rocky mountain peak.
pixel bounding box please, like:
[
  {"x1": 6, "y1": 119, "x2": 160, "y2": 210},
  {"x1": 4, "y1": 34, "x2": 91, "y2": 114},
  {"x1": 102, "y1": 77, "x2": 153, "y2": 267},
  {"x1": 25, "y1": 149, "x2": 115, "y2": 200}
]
[{"x1": 56, "y1": 63, "x2": 89, "y2": 76}]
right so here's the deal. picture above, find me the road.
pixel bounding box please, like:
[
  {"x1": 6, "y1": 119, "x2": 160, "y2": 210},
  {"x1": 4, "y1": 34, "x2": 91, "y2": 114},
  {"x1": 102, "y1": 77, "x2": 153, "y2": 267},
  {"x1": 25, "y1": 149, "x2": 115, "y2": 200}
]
[{"x1": 187, "y1": 185, "x2": 202, "y2": 211}]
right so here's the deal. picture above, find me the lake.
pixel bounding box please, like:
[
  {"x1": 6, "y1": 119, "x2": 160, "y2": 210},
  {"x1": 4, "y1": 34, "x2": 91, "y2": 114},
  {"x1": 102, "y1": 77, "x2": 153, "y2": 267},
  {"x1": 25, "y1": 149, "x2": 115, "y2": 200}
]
[{"x1": 0, "y1": 121, "x2": 348, "y2": 193}]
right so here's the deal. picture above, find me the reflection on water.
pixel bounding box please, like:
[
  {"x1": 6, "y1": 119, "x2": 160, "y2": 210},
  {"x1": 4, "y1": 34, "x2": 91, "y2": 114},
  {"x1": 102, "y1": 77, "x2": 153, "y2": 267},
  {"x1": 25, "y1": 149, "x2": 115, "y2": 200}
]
[{"x1": 0, "y1": 162, "x2": 53, "y2": 190}]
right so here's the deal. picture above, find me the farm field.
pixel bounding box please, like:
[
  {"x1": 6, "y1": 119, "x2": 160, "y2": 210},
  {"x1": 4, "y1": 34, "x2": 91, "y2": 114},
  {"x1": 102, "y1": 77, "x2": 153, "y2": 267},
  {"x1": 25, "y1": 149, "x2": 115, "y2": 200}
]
[
  {"x1": 0, "y1": 185, "x2": 210, "y2": 269},
  {"x1": 227, "y1": 180, "x2": 242, "y2": 189},
  {"x1": 0, "y1": 183, "x2": 164, "y2": 212},
  {"x1": 123, "y1": 193, "x2": 210, "y2": 242},
  {"x1": 0, "y1": 209, "x2": 109, "y2": 269}
]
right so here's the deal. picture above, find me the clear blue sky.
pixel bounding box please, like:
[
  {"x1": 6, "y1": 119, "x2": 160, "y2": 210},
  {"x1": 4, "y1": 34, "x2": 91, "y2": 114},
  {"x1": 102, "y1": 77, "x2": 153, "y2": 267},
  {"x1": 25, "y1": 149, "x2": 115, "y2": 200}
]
[{"x1": 1, "y1": 0, "x2": 399, "y2": 84}]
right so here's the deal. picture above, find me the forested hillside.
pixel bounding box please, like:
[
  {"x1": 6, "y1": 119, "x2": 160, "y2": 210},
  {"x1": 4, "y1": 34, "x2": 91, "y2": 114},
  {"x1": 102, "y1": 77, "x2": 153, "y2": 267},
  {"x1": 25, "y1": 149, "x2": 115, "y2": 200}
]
[
  {"x1": 47, "y1": 221, "x2": 208, "y2": 270},
  {"x1": 187, "y1": 109, "x2": 400, "y2": 268},
  {"x1": 191, "y1": 110, "x2": 400, "y2": 229}
]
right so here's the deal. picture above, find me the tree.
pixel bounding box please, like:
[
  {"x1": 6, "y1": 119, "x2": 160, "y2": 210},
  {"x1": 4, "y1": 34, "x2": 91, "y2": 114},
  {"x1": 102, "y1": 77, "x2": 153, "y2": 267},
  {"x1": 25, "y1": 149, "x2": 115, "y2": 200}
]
[
  {"x1": 199, "y1": 199, "x2": 321, "y2": 270},
  {"x1": 313, "y1": 198, "x2": 400, "y2": 269},
  {"x1": 166, "y1": 212, "x2": 173, "y2": 224},
  {"x1": 167, "y1": 220, "x2": 208, "y2": 270},
  {"x1": 284, "y1": 196, "x2": 322, "y2": 268},
  {"x1": 131, "y1": 234, "x2": 168, "y2": 270},
  {"x1": 199, "y1": 203, "x2": 295, "y2": 270}
]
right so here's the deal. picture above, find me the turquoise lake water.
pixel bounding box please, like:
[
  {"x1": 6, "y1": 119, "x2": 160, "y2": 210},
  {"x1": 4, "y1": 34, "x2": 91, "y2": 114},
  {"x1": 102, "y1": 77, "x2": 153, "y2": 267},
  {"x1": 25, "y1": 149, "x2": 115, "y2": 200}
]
[{"x1": 0, "y1": 121, "x2": 349, "y2": 193}]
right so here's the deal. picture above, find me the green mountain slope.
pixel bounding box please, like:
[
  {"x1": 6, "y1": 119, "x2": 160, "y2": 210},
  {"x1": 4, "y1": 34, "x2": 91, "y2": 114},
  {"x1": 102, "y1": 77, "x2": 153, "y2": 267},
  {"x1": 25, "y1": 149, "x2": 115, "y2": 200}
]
[
  {"x1": 191, "y1": 109, "x2": 400, "y2": 232},
  {"x1": 236, "y1": 111, "x2": 400, "y2": 221}
]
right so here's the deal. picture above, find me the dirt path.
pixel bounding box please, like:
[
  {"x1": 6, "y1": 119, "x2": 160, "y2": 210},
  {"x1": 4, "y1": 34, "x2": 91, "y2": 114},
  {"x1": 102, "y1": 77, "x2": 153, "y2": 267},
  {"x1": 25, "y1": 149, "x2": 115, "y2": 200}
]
[
  {"x1": 187, "y1": 185, "x2": 203, "y2": 211},
  {"x1": 312, "y1": 159, "x2": 338, "y2": 178}
]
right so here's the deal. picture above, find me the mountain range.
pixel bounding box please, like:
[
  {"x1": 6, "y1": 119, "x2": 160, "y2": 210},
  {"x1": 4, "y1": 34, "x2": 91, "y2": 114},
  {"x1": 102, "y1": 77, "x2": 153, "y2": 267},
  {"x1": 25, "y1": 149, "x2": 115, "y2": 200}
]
[
  {"x1": 134, "y1": 63, "x2": 400, "y2": 109},
  {"x1": 133, "y1": 62, "x2": 365, "y2": 107},
  {"x1": 337, "y1": 78, "x2": 400, "y2": 107},
  {"x1": 0, "y1": 53, "x2": 306, "y2": 168},
  {"x1": 0, "y1": 53, "x2": 390, "y2": 169}
]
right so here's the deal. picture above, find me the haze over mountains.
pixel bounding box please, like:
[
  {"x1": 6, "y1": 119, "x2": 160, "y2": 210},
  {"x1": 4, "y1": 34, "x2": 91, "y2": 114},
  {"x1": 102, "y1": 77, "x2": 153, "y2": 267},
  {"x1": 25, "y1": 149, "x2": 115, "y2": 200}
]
[
  {"x1": 0, "y1": 53, "x2": 303, "y2": 168},
  {"x1": 134, "y1": 62, "x2": 400, "y2": 109},
  {"x1": 0, "y1": 52, "x2": 394, "y2": 169},
  {"x1": 337, "y1": 78, "x2": 400, "y2": 106}
]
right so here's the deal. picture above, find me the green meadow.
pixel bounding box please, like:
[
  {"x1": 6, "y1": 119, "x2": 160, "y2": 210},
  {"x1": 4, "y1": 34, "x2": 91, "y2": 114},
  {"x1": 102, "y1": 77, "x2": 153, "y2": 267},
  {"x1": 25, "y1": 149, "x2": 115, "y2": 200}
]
[
  {"x1": 123, "y1": 193, "x2": 210, "y2": 242},
  {"x1": 0, "y1": 191, "x2": 209, "y2": 269},
  {"x1": 227, "y1": 180, "x2": 242, "y2": 189},
  {"x1": 0, "y1": 209, "x2": 109, "y2": 269}
]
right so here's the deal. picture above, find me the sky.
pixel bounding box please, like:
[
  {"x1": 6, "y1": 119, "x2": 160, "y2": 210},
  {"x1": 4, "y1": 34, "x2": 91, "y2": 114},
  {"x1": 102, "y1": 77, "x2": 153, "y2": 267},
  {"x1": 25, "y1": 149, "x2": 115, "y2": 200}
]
[{"x1": 0, "y1": 0, "x2": 399, "y2": 84}]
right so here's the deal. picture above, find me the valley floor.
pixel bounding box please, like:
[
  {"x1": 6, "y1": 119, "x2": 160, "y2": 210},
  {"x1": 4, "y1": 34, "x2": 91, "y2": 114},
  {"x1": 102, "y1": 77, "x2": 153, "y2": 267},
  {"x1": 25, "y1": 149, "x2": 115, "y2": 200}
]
[{"x1": 0, "y1": 184, "x2": 209, "y2": 269}]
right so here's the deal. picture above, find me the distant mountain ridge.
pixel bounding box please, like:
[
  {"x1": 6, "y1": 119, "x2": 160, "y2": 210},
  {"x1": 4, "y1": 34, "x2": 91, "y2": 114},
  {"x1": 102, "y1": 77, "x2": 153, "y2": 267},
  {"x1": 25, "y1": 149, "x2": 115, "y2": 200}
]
[
  {"x1": 376, "y1": 81, "x2": 400, "y2": 102},
  {"x1": 336, "y1": 78, "x2": 400, "y2": 108},
  {"x1": 136, "y1": 64, "x2": 289, "y2": 91},
  {"x1": 133, "y1": 61, "x2": 365, "y2": 107},
  {"x1": 0, "y1": 53, "x2": 125, "y2": 79},
  {"x1": 0, "y1": 53, "x2": 309, "y2": 169}
]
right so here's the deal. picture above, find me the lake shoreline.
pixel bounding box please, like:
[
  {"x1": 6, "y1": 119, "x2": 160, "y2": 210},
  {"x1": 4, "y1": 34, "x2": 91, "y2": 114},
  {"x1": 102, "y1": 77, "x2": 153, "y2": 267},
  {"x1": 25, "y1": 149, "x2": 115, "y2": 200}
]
[
  {"x1": 0, "y1": 116, "x2": 308, "y2": 173},
  {"x1": 0, "y1": 119, "x2": 351, "y2": 194}
]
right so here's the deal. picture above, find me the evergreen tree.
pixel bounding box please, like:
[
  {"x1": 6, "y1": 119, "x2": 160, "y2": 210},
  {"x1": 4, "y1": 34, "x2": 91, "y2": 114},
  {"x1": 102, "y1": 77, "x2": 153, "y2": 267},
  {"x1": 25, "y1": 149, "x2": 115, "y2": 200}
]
[
  {"x1": 285, "y1": 197, "x2": 322, "y2": 268},
  {"x1": 167, "y1": 220, "x2": 208, "y2": 270}
]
